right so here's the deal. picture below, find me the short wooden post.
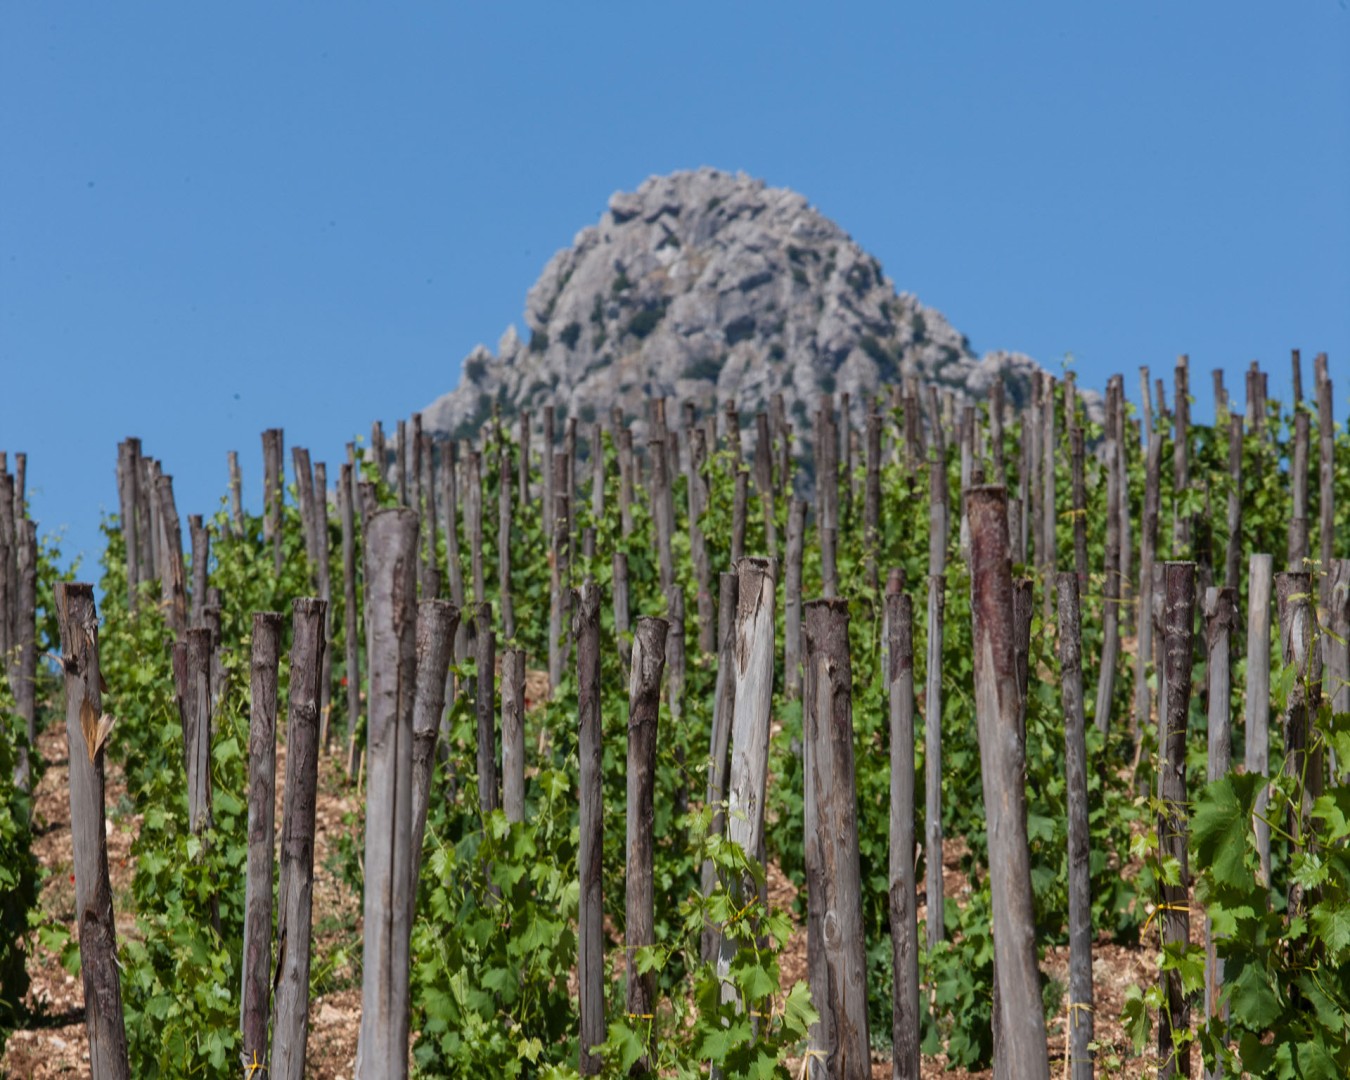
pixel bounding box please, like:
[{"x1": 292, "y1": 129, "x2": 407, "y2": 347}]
[
  {"x1": 1058, "y1": 574, "x2": 1094, "y2": 1080},
  {"x1": 575, "y1": 582, "x2": 604, "y2": 1075},
  {"x1": 1158, "y1": 561, "x2": 1196, "y2": 1080},
  {"x1": 271, "y1": 597, "x2": 327, "y2": 1080},
  {"x1": 803, "y1": 597, "x2": 870, "y2": 1078},
  {"x1": 354, "y1": 509, "x2": 417, "y2": 1080},
  {"x1": 887, "y1": 592, "x2": 920, "y2": 1080},
  {"x1": 241, "y1": 611, "x2": 282, "y2": 1076},
  {"x1": 55, "y1": 583, "x2": 130, "y2": 1080},
  {"x1": 965, "y1": 486, "x2": 1050, "y2": 1080}
]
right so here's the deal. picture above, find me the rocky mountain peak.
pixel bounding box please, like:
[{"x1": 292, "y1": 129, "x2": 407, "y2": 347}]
[{"x1": 423, "y1": 167, "x2": 1065, "y2": 439}]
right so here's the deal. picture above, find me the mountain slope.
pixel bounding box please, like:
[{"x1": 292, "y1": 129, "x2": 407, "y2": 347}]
[{"x1": 424, "y1": 168, "x2": 1052, "y2": 438}]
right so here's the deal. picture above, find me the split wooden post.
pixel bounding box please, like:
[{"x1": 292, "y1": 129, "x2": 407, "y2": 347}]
[
  {"x1": 802, "y1": 596, "x2": 870, "y2": 1078},
  {"x1": 271, "y1": 597, "x2": 327, "y2": 1080},
  {"x1": 887, "y1": 592, "x2": 920, "y2": 1080},
  {"x1": 716, "y1": 559, "x2": 777, "y2": 986},
  {"x1": 409, "y1": 599, "x2": 458, "y2": 896},
  {"x1": 241, "y1": 611, "x2": 282, "y2": 1076},
  {"x1": 1244, "y1": 554, "x2": 1273, "y2": 884},
  {"x1": 574, "y1": 582, "x2": 604, "y2": 1076},
  {"x1": 1057, "y1": 573, "x2": 1094, "y2": 1080},
  {"x1": 626, "y1": 616, "x2": 668, "y2": 1072},
  {"x1": 1202, "y1": 586, "x2": 1235, "y2": 1047},
  {"x1": 55, "y1": 583, "x2": 130, "y2": 1080},
  {"x1": 965, "y1": 486, "x2": 1050, "y2": 1080},
  {"x1": 1158, "y1": 561, "x2": 1196, "y2": 1080},
  {"x1": 354, "y1": 508, "x2": 417, "y2": 1080},
  {"x1": 501, "y1": 648, "x2": 527, "y2": 823},
  {"x1": 188, "y1": 514, "x2": 209, "y2": 627}
]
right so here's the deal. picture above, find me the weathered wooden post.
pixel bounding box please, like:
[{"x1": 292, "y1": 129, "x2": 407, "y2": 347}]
[
  {"x1": 549, "y1": 454, "x2": 570, "y2": 693},
  {"x1": 56, "y1": 583, "x2": 129, "y2": 1080},
  {"x1": 339, "y1": 462, "x2": 363, "y2": 780},
  {"x1": 354, "y1": 508, "x2": 416, "y2": 1080},
  {"x1": 887, "y1": 592, "x2": 920, "y2": 1080},
  {"x1": 409, "y1": 599, "x2": 458, "y2": 895},
  {"x1": 1224, "y1": 417, "x2": 1242, "y2": 592},
  {"x1": 701, "y1": 570, "x2": 740, "y2": 963},
  {"x1": 271, "y1": 597, "x2": 327, "y2": 1080},
  {"x1": 1328, "y1": 561, "x2": 1350, "y2": 781},
  {"x1": 803, "y1": 596, "x2": 870, "y2": 1078},
  {"x1": 474, "y1": 601, "x2": 498, "y2": 817},
  {"x1": 785, "y1": 498, "x2": 807, "y2": 700},
  {"x1": 1244, "y1": 554, "x2": 1273, "y2": 883},
  {"x1": 241, "y1": 611, "x2": 281, "y2": 1077},
  {"x1": 1315, "y1": 358, "x2": 1334, "y2": 609},
  {"x1": 965, "y1": 486, "x2": 1050, "y2": 1080},
  {"x1": 1158, "y1": 561, "x2": 1196, "y2": 1080},
  {"x1": 501, "y1": 648, "x2": 527, "y2": 823},
  {"x1": 499, "y1": 443, "x2": 515, "y2": 639},
  {"x1": 689, "y1": 427, "x2": 715, "y2": 654},
  {"x1": 1288, "y1": 414, "x2": 1310, "y2": 568},
  {"x1": 1276, "y1": 570, "x2": 1322, "y2": 920},
  {"x1": 262, "y1": 428, "x2": 285, "y2": 574},
  {"x1": 228, "y1": 449, "x2": 245, "y2": 538},
  {"x1": 1202, "y1": 585, "x2": 1235, "y2": 1068},
  {"x1": 612, "y1": 550, "x2": 631, "y2": 672},
  {"x1": 626, "y1": 616, "x2": 668, "y2": 1073},
  {"x1": 156, "y1": 474, "x2": 188, "y2": 639},
  {"x1": 1095, "y1": 415, "x2": 1123, "y2": 735},
  {"x1": 116, "y1": 439, "x2": 142, "y2": 608},
  {"x1": 188, "y1": 514, "x2": 209, "y2": 628},
  {"x1": 924, "y1": 571, "x2": 945, "y2": 949},
  {"x1": 1058, "y1": 573, "x2": 1094, "y2": 1080},
  {"x1": 574, "y1": 582, "x2": 604, "y2": 1076},
  {"x1": 1135, "y1": 431, "x2": 1163, "y2": 744}
]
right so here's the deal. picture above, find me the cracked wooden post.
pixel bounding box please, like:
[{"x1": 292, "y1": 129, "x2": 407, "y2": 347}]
[
  {"x1": 626, "y1": 616, "x2": 668, "y2": 1073},
  {"x1": 574, "y1": 582, "x2": 604, "y2": 1076},
  {"x1": 803, "y1": 595, "x2": 870, "y2": 1078},
  {"x1": 1058, "y1": 573, "x2": 1094, "y2": 1080},
  {"x1": 409, "y1": 599, "x2": 458, "y2": 898},
  {"x1": 55, "y1": 583, "x2": 129, "y2": 1080},
  {"x1": 887, "y1": 591, "x2": 920, "y2": 1080},
  {"x1": 501, "y1": 648, "x2": 527, "y2": 823},
  {"x1": 716, "y1": 559, "x2": 776, "y2": 989},
  {"x1": 965, "y1": 486, "x2": 1050, "y2": 1080},
  {"x1": 354, "y1": 508, "x2": 416, "y2": 1080},
  {"x1": 1244, "y1": 554, "x2": 1273, "y2": 884},
  {"x1": 241, "y1": 611, "x2": 281, "y2": 1078},
  {"x1": 1157, "y1": 561, "x2": 1196, "y2": 1080},
  {"x1": 1202, "y1": 585, "x2": 1236, "y2": 1060},
  {"x1": 188, "y1": 514, "x2": 209, "y2": 628}
]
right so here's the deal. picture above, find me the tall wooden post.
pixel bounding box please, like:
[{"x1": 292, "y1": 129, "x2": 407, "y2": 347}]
[
  {"x1": 354, "y1": 508, "x2": 417, "y2": 1080},
  {"x1": 241, "y1": 611, "x2": 282, "y2": 1076},
  {"x1": 575, "y1": 583, "x2": 604, "y2": 1075},
  {"x1": 271, "y1": 597, "x2": 327, "y2": 1080},
  {"x1": 803, "y1": 597, "x2": 871, "y2": 1079},
  {"x1": 56, "y1": 584, "x2": 129, "y2": 1080},
  {"x1": 409, "y1": 600, "x2": 458, "y2": 897},
  {"x1": 1244, "y1": 554, "x2": 1273, "y2": 883},
  {"x1": 887, "y1": 592, "x2": 920, "y2": 1080},
  {"x1": 965, "y1": 487, "x2": 1050, "y2": 1080}
]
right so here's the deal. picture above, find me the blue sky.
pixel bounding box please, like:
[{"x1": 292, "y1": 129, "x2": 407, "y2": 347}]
[{"x1": 3, "y1": 3, "x2": 1347, "y2": 571}]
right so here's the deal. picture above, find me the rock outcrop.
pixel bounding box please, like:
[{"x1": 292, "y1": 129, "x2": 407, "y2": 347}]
[{"x1": 423, "y1": 168, "x2": 1073, "y2": 439}]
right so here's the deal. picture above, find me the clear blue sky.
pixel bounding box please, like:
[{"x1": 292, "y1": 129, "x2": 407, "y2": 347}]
[{"x1": 3, "y1": 3, "x2": 1347, "y2": 573}]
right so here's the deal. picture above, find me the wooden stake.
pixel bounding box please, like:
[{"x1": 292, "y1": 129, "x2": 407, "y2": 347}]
[{"x1": 887, "y1": 592, "x2": 920, "y2": 1080}]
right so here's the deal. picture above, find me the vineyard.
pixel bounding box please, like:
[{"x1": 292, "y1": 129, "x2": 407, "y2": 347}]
[{"x1": 0, "y1": 351, "x2": 1348, "y2": 1079}]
